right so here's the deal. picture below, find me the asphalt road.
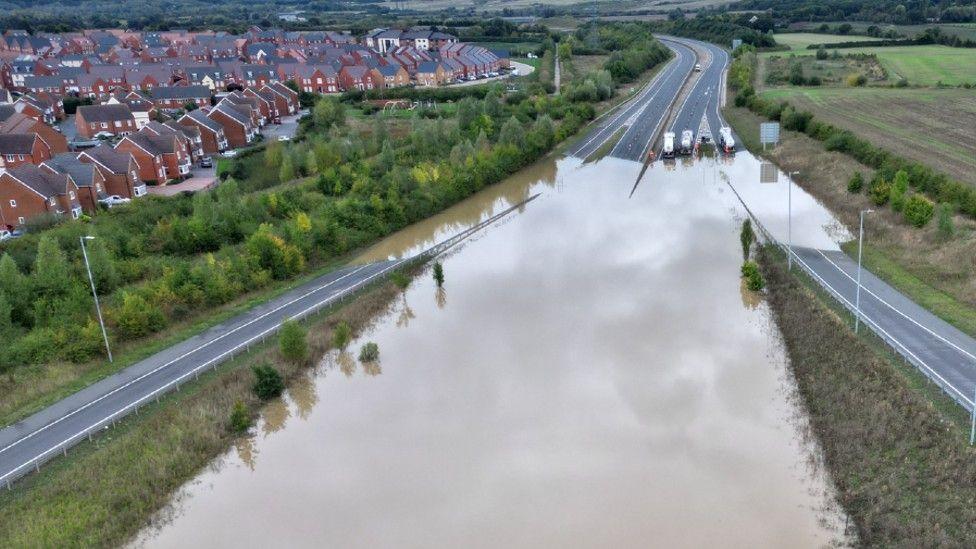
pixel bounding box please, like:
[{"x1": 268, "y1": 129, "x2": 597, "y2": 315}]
[
  {"x1": 568, "y1": 39, "x2": 697, "y2": 162},
  {"x1": 662, "y1": 37, "x2": 733, "y2": 147},
  {"x1": 792, "y1": 247, "x2": 976, "y2": 411},
  {"x1": 0, "y1": 259, "x2": 404, "y2": 485}
]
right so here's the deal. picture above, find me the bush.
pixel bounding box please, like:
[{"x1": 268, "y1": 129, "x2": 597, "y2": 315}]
[
  {"x1": 937, "y1": 203, "x2": 955, "y2": 239},
  {"x1": 868, "y1": 177, "x2": 892, "y2": 206},
  {"x1": 331, "y1": 320, "x2": 352, "y2": 350},
  {"x1": 741, "y1": 261, "x2": 765, "y2": 291},
  {"x1": 889, "y1": 170, "x2": 909, "y2": 212},
  {"x1": 359, "y1": 341, "x2": 380, "y2": 362},
  {"x1": 847, "y1": 172, "x2": 864, "y2": 193},
  {"x1": 278, "y1": 319, "x2": 308, "y2": 363},
  {"x1": 903, "y1": 194, "x2": 934, "y2": 228},
  {"x1": 845, "y1": 73, "x2": 867, "y2": 87},
  {"x1": 252, "y1": 363, "x2": 285, "y2": 400},
  {"x1": 390, "y1": 271, "x2": 411, "y2": 290},
  {"x1": 228, "y1": 400, "x2": 251, "y2": 434}
]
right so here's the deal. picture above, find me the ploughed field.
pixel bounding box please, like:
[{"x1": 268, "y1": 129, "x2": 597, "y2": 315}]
[{"x1": 761, "y1": 87, "x2": 976, "y2": 188}]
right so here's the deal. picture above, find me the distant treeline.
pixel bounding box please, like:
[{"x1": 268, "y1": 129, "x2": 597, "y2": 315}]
[{"x1": 735, "y1": 0, "x2": 976, "y2": 24}]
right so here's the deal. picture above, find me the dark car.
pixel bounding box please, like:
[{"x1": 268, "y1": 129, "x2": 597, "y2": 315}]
[{"x1": 200, "y1": 156, "x2": 213, "y2": 168}]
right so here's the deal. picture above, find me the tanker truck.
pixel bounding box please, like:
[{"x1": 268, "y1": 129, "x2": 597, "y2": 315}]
[
  {"x1": 718, "y1": 127, "x2": 735, "y2": 154},
  {"x1": 662, "y1": 132, "x2": 676, "y2": 159},
  {"x1": 680, "y1": 130, "x2": 694, "y2": 155}
]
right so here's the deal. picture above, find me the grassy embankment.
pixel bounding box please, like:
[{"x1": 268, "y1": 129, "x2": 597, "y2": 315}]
[
  {"x1": 758, "y1": 245, "x2": 976, "y2": 546},
  {"x1": 771, "y1": 32, "x2": 879, "y2": 50},
  {"x1": 0, "y1": 272, "x2": 405, "y2": 547}
]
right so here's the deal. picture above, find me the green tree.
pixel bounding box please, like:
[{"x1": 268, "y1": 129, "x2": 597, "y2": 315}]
[
  {"x1": 278, "y1": 154, "x2": 295, "y2": 182},
  {"x1": 278, "y1": 319, "x2": 308, "y2": 363},
  {"x1": 313, "y1": 96, "x2": 346, "y2": 129},
  {"x1": 903, "y1": 194, "x2": 934, "y2": 227},
  {"x1": 252, "y1": 363, "x2": 284, "y2": 400},
  {"x1": 229, "y1": 400, "x2": 251, "y2": 434},
  {"x1": 482, "y1": 90, "x2": 503, "y2": 119},
  {"x1": 457, "y1": 97, "x2": 480, "y2": 132},
  {"x1": 0, "y1": 292, "x2": 11, "y2": 335},
  {"x1": 937, "y1": 203, "x2": 955, "y2": 239},
  {"x1": 331, "y1": 320, "x2": 352, "y2": 350},
  {"x1": 183, "y1": 101, "x2": 200, "y2": 112},
  {"x1": 305, "y1": 149, "x2": 318, "y2": 175},
  {"x1": 890, "y1": 170, "x2": 909, "y2": 212},
  {"x1": 498, "y1": 116, "x2": 525, "y2": 148},
  {"x1": 432, "y1": 262, "x2": 445, "y2": 287},
  {"x1": 114, "y1": 291, "x2": 166, "y2": 339},
  {"x1": 33, "y1": 235, "x2": 70, "y2": 297},
  {"x1": 264, "y1": 141, "x2": 284, "y2": 168},
  {"x1": 740, "y1": 218, "x2": 755, "y2": 259},
  {"x1": 0, "y1": 253, "x2": 30, "y2": 325},
  {"x1": 847, "y1": 172, "x2": 864, "y2": 193},
  {"x1": 86, "y1": 236, "x2": 119, "y2": 293},
  {"x1": 390, "y1": 271, "x2": 411, "y2": 290},
  {"x1": 741, "y1": 261, "x2": 765, "y2": 291},
  {"x1": 868, "y1": 177, "x2": 891, "y2": 206}
]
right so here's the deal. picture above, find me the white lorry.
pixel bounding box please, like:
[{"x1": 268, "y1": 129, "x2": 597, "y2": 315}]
[
  {"x1": 680, "y1": 130, "x2": 694, "y2": 155},
  {"x1": 662, "y1": 131, "x2": 676, "y2": 159},
  {"x1": 719, "y1": 127, "x2": 735, "y2": 154}
]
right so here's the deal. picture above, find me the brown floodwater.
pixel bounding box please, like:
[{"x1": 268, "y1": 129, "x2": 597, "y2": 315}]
[{"x1": 135, "y1": 151, "x2": 852, "y2": 548}]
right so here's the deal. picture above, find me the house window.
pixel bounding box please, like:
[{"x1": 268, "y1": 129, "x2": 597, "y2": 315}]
[
  {"x1": 5, "y1": 155, "x2": 13, "y2": 162},
  {"x1": 18, "y1": 217, "x2": 24, "y2": 224},
  {"x1": 69, "y1": 191, "x2": 76, "y2": 199},
  {"x1": 17, "y1": 154, "x2": 23, "y2": 161},
  {"x1": 101, "y1": 122, "x2": 108, "y2": 129},
  {"x1": 50, "y1": 198, "x2": 56, "y2": 205},
  {"x1": 114, "y1": 121, "x2": 122, "y2": 128},
  {"x1": 8, "y1": 199, "x2": 16, "y2": 207}
]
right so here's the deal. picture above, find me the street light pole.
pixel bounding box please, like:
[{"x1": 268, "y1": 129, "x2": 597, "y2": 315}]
[
  {"x1": 855, "y1": 209, "x2": 873, "y2": 334},
  {"x1": 787, "y1": 171, "x2": 799, "y2": 270},
  {"x1": 80, "y1": 236, "x2": 112, "y2": 363}
]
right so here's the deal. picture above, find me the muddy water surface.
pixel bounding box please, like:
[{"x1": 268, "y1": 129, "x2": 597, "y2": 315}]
[{"x1": 136, "y1": 152, "x2": 851, "y2": 548}]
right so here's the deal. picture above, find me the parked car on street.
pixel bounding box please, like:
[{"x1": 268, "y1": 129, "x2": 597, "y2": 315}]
[
  {"x1": 221, "y1": 150, "x2": 238, "y2": 158},
  {"x1": 277, "y1": 135, "x2": 291, "y2": 142},
  {"x1": 0, "y1": 229, "x2": 11, "y2": 241},
  {"x1": 200, "y1": 156, "x2": 213, "y2": 168}
]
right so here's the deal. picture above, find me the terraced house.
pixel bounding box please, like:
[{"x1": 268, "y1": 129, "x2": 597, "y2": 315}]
[{"x1": 0, "y1": 163, "x2": 82, "y2": 228}]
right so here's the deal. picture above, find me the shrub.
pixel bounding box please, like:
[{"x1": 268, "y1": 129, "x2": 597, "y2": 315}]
[
  {"x1": 845, "y1": 73, "x2": 867, "y2": 87},
  {"x1": 432, "y1": 262, "x2": 445, "y2": 287},
  {"x1": 847, "y1": 172, "x2": 864, "y2": 193},
  {"x1": 868, "y1": 177, "x2": 891, "y2": 206},
  {"x1": 937, "y1": 203, "x2": 955, "y2": 239},
  {"x1": 229, "y1": 400, "x2": 251, "y2": 434},
  {"x1": 889, "y1": 170, "x2": 909, "y2": 212},
  {"x1": 331, "y1": 320, "x2": 352, "y2": 350},
  {"x1": 390, "y1": 271, "x2": 411, "y2": 290},
  {"x1": 359, "y1": 341, "x2": 380, "y2": 362},
  {"x1": 741, "y1": 261, "x2": 765, "y2": 291},
  {"x1": 252, "y1": 363, "x2": 285, "y2": 400},
  {"x1": 278, "y1": 319, "x2": 308, "y2": 363},
  {"x1": 903, "y1": 194, "x2": 935, "y2": 227}
]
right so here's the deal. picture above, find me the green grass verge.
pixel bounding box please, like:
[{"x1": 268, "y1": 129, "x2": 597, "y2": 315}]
[
  {"x1": 772, "y1": 32, "x2": 878, "y2": 50},
  {"x1": 840, "y1": 241, "x2": 976, "y2": 338}
]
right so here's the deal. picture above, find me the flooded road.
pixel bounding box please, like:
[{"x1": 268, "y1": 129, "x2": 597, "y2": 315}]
[{"x1": 137, "y1": 151, "x2": 850, "y2": 548}]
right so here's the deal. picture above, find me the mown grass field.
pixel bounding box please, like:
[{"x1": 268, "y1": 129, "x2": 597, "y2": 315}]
[
  {"x1": 759, "y1": 87, "x2": 976, "y2": 187},
  {"x1": 762, "y1": 44, "x2": 976, "y2": 86},
  {"x1": 794, "y1": 22, "x2": 976, "y2": 42},
  {"x1": 771, "y1": 32, "x2": 877, "y2": 50}
]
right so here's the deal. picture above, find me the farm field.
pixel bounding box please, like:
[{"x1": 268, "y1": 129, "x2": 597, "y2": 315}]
[
  {"x1": 760, "y1": 44, "x2": 976, "y2": 86},
  {"x1": 772, "y1": 32, "x2": 877, "y2": 50},
  {"x1": 760, "y1": 87, "x2": 976, "y2": 187},
  {"x1": 472, "y1": 41, "x2": 541, "y2": 55}
]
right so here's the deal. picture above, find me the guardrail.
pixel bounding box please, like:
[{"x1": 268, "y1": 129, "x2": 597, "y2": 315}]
[
  {"x1": 0, "y1": 193, "x2": 539, "y2": 489},
  {"x1": 722, "y1": 176, "x2": 976, "y2": 415}
]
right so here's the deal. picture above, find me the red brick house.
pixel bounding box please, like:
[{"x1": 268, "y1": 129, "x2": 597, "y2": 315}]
[
  {"x1": 41, "y1": 153, "x2": 107, "y2": 213},
  {"x1": 0, "y1": 163, "x2": 82, "y2": 228},
  {"x1": 148, "y1": 85, "x2": 212, "y2": 110},
  {"x1": 0, "y1": 113, "x2": 69, "y2": 154},
  {"x1": 243, "y1": 87, "x2": 279, "y2": 122},
  {"x1": 76, "y1": 103, "x2": 137, "y2": 139},
  {"x1": 292, "y1": 65, "x2": 338, "y2": 94},
  {"x1": 263, "y1": 81, "x2": 299, "y2": 114},
  {"x1": 373, "y1": 64, "x2": 410, "y2": 88},
  {"x1": 115, "y1": 130, "x2": 191, "y2": 183},
  {"x1": 0, "y1": 133, "x2": 52, "y2": 169},
  {"x1": 179, "y1": 109, "x2": 228, "y2": 154},
  {"x1": 207, "y1": 102, "x2": 257, "y2": 148},
  {"x1": 338, "y1": 65, "x2": 378, "y2": 91},
  {"x1": 77, "y1": 145, "x2": 146, "y2": 198}
]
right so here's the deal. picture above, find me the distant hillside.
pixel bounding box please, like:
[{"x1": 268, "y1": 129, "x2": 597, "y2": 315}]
[{"x1": 734, "y1": 0, "x2": 976, "y2": 24}]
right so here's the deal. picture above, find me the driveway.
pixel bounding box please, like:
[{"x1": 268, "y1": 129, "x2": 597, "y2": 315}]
[
  {"x1": 261, "y1": 111, "x2": 304, "y2": 142},
  {"x1": 147, "y1": 164, "x2": 217, "y2": 196}
]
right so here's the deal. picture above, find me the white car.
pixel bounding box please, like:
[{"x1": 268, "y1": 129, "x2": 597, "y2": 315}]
[
  {"x1": 99, "y1": 195, "x2": 131, "y2": 206},
  {"x1": 0, "y1": 229, "x2": 11, "y2": 241},
  {"x1": 277, "y1": 135, "x2": 291, "y2": 142},
  {"x1": 694, "y1": 63, "x2": 702, "y2": 72},
  {"x1": 511, "y1": 68, "x2": 520, "y2": 76},
  {"x1": 221, "y1": 149, "x2": 238, "y2": 157}
]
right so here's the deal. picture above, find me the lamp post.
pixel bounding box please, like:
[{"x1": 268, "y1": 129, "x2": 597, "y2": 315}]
[
  {"x1": 787, "y1": 171, "x2": 799, "y2": 270},
  {"x1": 854, "y1": 209, "x2": 874, "y2": 334},
  {"x1": 80, "y1": 236, "x2": 112, "y2": 363}
]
